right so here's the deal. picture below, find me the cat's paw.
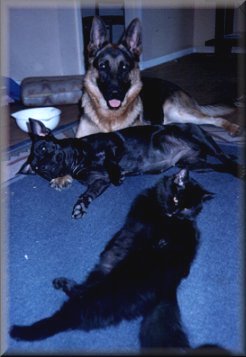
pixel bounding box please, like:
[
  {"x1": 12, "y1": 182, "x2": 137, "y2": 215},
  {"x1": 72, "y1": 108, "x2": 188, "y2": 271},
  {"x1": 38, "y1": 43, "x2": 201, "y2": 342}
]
[
  {"x1": 10, "y1": 324, "x2": 39, "y2": 341},
  {"x1": 53, "y1": 277, "x2": 82, "y2": 297},
  {"x1": 50, "y1": 175, "x2": 73, "y2": 191},
  {"x1": 53, "y1": 277, "x2": 77, "y2": 292}
]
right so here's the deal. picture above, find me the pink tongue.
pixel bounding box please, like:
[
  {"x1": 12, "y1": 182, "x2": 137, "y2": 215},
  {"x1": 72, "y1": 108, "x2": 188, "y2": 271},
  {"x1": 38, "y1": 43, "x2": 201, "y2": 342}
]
[{"x1": 108, "y1": 99, "x2": 121, "y2": 108}]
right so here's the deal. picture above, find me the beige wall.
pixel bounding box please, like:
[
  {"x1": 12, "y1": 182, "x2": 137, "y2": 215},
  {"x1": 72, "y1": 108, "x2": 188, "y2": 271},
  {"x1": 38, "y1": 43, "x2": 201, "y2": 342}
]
[
  {"x1": 141, "y1": 7, "x2": 194, "y2": 61},
  {"x1": 2, "y1": 0, "x2": 244, "y2": 81},
  {"x1": 193, "y1": 8, "x2": 216, "y2": 51},
  {"x1": 5, "y1": 3, "x2": 84, "y2": 81}
]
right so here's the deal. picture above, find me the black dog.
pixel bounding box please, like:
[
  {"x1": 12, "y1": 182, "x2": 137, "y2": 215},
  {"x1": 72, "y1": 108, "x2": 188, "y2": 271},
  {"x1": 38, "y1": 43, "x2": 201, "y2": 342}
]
[{"x1": 20, "y1": 119, "x2": 243, "y2": 219}]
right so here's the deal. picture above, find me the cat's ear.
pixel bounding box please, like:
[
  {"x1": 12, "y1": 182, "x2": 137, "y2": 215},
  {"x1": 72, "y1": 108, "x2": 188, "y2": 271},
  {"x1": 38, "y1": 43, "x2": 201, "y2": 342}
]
[
  {"x1": 174, "y1": 169, "x2": 189, "y2": 187},
  {"x1": 202, "y1": 190, "x2": 215, "y2": 201}
]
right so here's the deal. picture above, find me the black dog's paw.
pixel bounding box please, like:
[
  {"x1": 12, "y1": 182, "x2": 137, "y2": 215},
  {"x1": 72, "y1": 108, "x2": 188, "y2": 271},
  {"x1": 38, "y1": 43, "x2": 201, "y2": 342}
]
[
  {"x1": 53, "y1": 277, "x2": 76, "y2": 292},
  {"x1": 104, "y1": 160, "x2": 125, "y2": 186},
  {"x1": 72, "y1": 196, "x2": 92, "y2": 219},
  {"x1": 111, "y1": 172, "x2": 126, "y2": 186},
  {"x1": 50, "y1": 175, "x2": 73, "y2": 191}
]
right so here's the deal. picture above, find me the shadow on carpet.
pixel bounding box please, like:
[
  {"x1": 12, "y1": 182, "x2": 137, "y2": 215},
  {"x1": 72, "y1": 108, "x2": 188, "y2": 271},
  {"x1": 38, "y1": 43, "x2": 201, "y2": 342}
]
[{"x1": 3, "y1": 145, "x2": 245, "y2": 355}]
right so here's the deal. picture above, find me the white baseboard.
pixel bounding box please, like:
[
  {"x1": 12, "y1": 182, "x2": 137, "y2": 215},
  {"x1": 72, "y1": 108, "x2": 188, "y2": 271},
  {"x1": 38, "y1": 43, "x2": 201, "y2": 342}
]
[
  {"x1": 140, "y1": 47, "x2": 195, "y2": 70},
  {"x1": 140, "y1": 46, "x2": 245, "y2": 70}
]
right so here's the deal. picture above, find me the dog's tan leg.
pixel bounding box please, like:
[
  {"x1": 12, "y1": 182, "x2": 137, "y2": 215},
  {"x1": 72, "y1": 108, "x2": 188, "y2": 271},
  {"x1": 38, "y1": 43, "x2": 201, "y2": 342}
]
[
  {"x1": 163, "y1": 100, "x2": 241, "y2": 136},
  {"x1": 75, "y1": 115, "x2": 101, "y2": 138}
]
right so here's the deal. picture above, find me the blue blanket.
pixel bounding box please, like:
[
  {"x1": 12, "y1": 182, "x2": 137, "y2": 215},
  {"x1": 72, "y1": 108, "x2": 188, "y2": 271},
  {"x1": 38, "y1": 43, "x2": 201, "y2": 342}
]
[{"x1": 4, "y1": 145, "x2": 245, "y2": 355}]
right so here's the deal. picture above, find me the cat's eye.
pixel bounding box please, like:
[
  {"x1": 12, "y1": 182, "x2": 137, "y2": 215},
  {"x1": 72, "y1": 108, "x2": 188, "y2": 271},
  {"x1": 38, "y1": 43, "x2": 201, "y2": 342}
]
[{"x1": 173, "y1": 196, "x2": 179, "y2": 205}]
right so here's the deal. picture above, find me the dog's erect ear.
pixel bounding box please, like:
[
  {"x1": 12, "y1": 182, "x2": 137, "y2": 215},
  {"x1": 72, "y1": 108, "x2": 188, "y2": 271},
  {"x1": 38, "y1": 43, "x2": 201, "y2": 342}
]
[
  {"x1": 28, "y1": 119, "x2": 51, "y2": 137},
  {"x1": 174, "y1": 169, "x2": 189, "y2": 187},
  {"x1": 120, "y1": 18, "x2": 142, "y2": 59},
  {"x1": 88, "y1": 16, "x2": 107, "y2": 57},
  {"x1": 18, "y1": 160, "x2": 36, "y2": 175}
]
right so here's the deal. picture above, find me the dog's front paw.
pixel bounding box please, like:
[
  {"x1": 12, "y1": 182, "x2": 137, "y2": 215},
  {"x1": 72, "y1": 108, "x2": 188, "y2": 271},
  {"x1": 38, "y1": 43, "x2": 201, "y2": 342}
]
[
  {"x1": 111, "y1": 172, "x2": 126, "y2": 186},
  {"x1": 50, "y1": 175, "x2": 73, "y2": 191},
  {"x1": 72, "y1": 196, "x2": 92, "y2": 219}
]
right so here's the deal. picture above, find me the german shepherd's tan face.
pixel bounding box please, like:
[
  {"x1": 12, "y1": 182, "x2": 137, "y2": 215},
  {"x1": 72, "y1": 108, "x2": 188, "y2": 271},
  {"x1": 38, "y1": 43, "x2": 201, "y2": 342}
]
[
  {"x1": 87, "y1": 16, "x2": 142, "y2": 109},
  {"x1": 93, "y1": 45, "x2": 135, "y2": 109},
  {"x1": 76, "y1": 17, "x2": 144, "y2": 137}
]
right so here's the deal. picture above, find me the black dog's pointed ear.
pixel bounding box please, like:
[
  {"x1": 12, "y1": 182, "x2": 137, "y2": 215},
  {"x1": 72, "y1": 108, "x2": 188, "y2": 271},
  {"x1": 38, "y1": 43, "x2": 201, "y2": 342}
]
[
  {"x1": 88, "y1": 16, "x2": 108, "y2": 57},
  {"x1": 120, "y1": 18, "x2": 142, "y2": 59},
  {"x1": 28, "y1": 119, "x2": 51, "y2": 137},
  {"x1": 174, "y1": 169, "x2": 189, "y2": 187},
  {"x1": 18, "y1": 160, "x2": 36, "y2": 175}
]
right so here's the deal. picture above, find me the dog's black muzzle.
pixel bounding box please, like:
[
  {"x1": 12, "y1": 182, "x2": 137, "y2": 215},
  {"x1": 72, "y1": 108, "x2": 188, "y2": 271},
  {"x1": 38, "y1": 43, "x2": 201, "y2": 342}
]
[{"x1": 98, "y1": 79, "x2": 131, "y2": 110}]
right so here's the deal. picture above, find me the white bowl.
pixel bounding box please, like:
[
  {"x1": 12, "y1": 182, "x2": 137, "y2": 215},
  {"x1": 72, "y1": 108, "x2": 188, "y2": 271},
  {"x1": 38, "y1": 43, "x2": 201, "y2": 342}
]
[{"x1": 11, "y1": 107, "x2": 61, "y2": 132}]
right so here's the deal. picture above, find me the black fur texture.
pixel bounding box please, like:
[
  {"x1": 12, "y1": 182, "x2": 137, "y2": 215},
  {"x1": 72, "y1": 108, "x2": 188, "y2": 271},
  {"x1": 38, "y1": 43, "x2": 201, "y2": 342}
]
[
  {"x1": 19, "y1": 119, "x2": 244, "y2": 219},
  {"x1": 10, "y1": 169, "x2": 214, "y2": 350}
]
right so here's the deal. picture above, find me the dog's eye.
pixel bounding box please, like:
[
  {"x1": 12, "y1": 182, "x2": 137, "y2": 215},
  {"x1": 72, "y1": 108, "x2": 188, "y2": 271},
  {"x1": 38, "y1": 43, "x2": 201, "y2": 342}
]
[
  {"x1": 99, "y1": 62, "x2": 107, "y2": 70},
  {"x1": 121, "y1": 63, "x2": 128, "y2": 71},
  {"x1": 39, "y1": 145, "x2": 46, "y2": 152}
]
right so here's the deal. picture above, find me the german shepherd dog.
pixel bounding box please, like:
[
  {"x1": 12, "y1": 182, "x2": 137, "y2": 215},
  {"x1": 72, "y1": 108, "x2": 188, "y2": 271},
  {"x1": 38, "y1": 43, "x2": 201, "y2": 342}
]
[
  {"x1": 19, "y1": 119, "x2": 243, "y2": 219},
  {"x1": 76, "y1": 16, "x2": 240, "y2": 138}
]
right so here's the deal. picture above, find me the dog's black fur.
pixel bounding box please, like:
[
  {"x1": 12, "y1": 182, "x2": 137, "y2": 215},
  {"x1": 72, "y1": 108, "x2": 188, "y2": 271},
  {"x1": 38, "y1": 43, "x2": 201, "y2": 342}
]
[
  {"x1": 10, "y1": 169, "x2": 213, "y2": 349},
  {"x1": 20, "y1": 119, "x2": 243, "y2": 219}
]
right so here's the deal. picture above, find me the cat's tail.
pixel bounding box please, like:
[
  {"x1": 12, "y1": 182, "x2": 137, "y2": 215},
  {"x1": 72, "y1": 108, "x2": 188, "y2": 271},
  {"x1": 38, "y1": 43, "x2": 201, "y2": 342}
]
[
  {"x1": 139, "y1": 299, "x2": 190, "y2": 351},
  {"x1": 10, "y1": 301, "x2": 80, "y2": 341}
]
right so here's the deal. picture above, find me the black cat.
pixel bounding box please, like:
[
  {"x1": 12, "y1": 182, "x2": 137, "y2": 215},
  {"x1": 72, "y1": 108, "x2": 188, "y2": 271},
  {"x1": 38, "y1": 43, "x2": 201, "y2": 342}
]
[{"x1": 10, "y1": 169, "x2": 214, "y2": 350}]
